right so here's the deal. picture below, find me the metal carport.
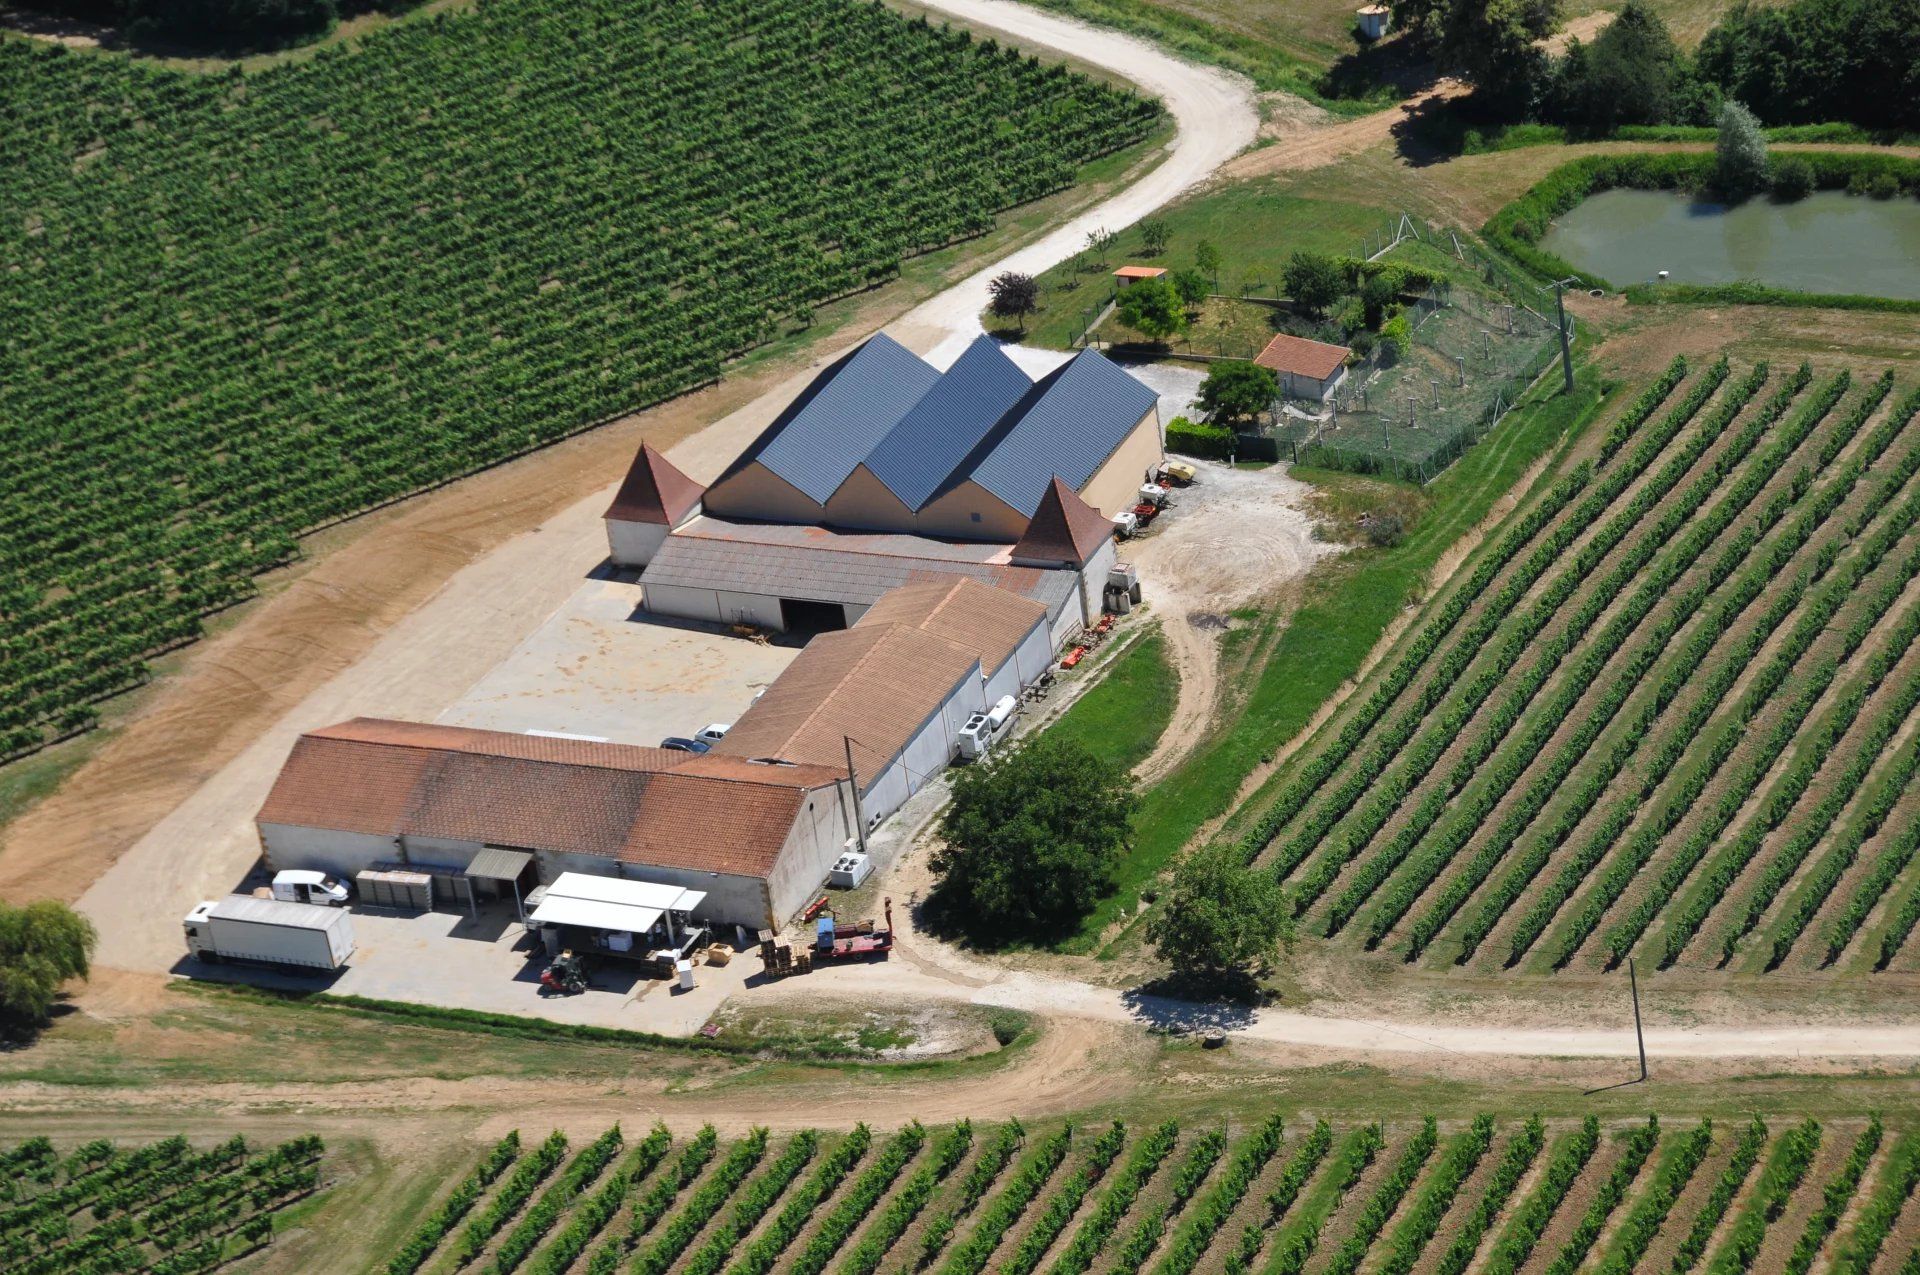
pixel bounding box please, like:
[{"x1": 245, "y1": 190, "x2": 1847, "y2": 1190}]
[{"x1": 464, "y1": 847, "x2": 533, "y2": 921}]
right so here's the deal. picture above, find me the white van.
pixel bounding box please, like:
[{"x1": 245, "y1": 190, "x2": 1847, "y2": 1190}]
[{"x1": 271, "y1": 869, "x2": 351, "y2": 907}]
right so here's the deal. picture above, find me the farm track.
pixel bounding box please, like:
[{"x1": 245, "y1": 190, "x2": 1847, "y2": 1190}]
[{"x1": 1244, "y1": 356, "x2": 1920, "y2": 981}]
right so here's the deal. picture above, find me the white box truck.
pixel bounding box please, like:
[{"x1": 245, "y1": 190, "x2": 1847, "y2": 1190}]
[{"x1": 184, "y1": 896, "x2": 355, "y2": 971}]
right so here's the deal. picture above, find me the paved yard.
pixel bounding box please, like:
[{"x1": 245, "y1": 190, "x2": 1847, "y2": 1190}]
[{"x1": 436, "y1": 575, "x2": 798, "y2": 746}]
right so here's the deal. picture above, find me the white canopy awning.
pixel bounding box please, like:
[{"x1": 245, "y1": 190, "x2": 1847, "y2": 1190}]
[
  {"x1": 544, "y1": 872, "x2": 706, "y2": 916},
  {"x1": 529, "y1": 894, "x2": 661, "y2": 934}
]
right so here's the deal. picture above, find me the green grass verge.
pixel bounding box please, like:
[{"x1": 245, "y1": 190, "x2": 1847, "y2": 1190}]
[
  {"x1": 1623, "y1": 281, "x2": 1920, "y2": 315},
  {"x1": 1062, "y1": 359, "x2": 1608, "y2": 955},
  {"x1": 1043, "y1": 628, "x2": 1177, "y2": 773}
]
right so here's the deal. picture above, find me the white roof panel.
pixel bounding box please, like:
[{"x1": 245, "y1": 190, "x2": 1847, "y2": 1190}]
[
  {"x1": 546, "y1": 872, "x2": 705, "y2": 914},
  {"x1": 529, "y1": 895, "x2": 663, "y2": 934},
  {"x1": 209, "y1": 895, "x2": 350, "y2": 932}
]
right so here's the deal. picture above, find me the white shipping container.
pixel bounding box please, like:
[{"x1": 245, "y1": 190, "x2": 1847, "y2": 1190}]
[{"x1": 184, "y1": 896, "x2": 355, "y2": 971}]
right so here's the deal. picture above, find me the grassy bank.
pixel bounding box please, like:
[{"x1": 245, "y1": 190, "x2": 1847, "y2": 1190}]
[
  {"x1": 1067, "y1": 360, "x2": 1608, "y2": 954},
  {"x1": 1043, "y1": 627, "x2": 1178, "y2": 773}
]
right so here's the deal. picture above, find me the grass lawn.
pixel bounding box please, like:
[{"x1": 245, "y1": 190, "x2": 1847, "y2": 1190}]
[
  {"x1": 1014, "y1": 187, "x2": 1399, "y2": 349},
  {"x1": 1062, "y1": 354, "x2": 1609, "y2": 954},
  {"x1": 1042, "y1": 627, "x2": 1178, "y2": 773}
]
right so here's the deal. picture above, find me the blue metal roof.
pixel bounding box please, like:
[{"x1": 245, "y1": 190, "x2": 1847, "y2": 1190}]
[
  {"x1": 968, "y1": 351, "x2": 1160, "y2": 517},
  {"x1": 857, "y1": 336, "x2": 1034, "y2": 511},
  {"x1": 751, "y1": 334, "x2": 941, "y2": 505}
]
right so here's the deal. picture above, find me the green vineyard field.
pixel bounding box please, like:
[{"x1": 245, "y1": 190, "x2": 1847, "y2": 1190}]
[
  {"x1": 0, "y1": 1132, "x2": 325, "y2": 1275},
  {"x1": 361, "y1": 1118, "x2": 1920, "y2": 1275},
  {"x1": 0, "y1": 0, "x2": 1161, "y2": 758},
  {"x1": 1235, "y1": 355, "x2": 1920, "y2": 977}
]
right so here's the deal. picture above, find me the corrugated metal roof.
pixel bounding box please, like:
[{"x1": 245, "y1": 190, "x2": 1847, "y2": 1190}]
[
  {"x1": 209, "y1": 895, "x2": 350, "y2": 931},
  {"x1": 748, "y1": 334, "x2": 941, "y2": 504},
  {"x1": 856, "y1": 336, "x2": 1033, "y2": 511},
  {"x1": 465, "y1": 847, "x2": 532, "y2": 880},
  {"x1": 970, "y1": 350, "x2": 1160, "y2": 517},
  {"x1": 641, "y1": 523, "x2": 1077, "y2": 614}
]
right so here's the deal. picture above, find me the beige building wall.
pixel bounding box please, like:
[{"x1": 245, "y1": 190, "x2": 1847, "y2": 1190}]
[
  {"x1": 1080, "y1": 409, "x2": 1165, "y2": 518},
  {"x1": 915, "y1": 481, "x2": 1028, "y2": 542},
  {"x1": 702, "y1": 462, "x2": 827, "y2": 525},
  {"x1": 821, "y1": 465, "x2": 917, "y2": 534}
]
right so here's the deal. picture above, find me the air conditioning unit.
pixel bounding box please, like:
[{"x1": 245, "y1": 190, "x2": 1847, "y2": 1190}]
[{"x1": 829, "y1": 852, "x2": 873, "y2": 889}]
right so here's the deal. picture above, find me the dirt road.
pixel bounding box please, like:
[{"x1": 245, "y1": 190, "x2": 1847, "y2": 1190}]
[{"x1": 1125, "y1": 460, "x2": 1336, "y2": 782}]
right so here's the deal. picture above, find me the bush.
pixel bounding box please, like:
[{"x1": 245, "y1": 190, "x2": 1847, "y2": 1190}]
[
  {"x1": 1166, "y1": 415, "x2": 1236, "y2": 461},
  {"x1": 1378, "y1": 314, "x2": 1411, "y2": 365},
  {"x1": 0, "y1": 900, "x2": 97, "y2": 1041},
  {"x1": 1772, "y1": 158, "x2": 1815, "y2": 200},
  {"x1": 1714, "y1": 100, "x2": 1771, "y2": 196},
  {"x1": 1197, "y1": 361, "x2": 1278, "y2": 427}
]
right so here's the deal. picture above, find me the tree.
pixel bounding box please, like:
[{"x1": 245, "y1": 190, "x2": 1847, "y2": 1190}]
[
  {"x1": 1169, "y1": 268, "x2": 1209, "y2": 309},
  {"x1": 1194, "y1": 239, "x2": 1223, "y2": 288},
  {"x1": 1115, "y1": 275, "x2": 1187, "y2": 342},
  {"x1": 929, "y1": 737, "x2": 1135, "y2": 944},
  {"x1": 1548, "y1": 1, "x2": 1683, "y2": 132},
  {"x1": 1282, "y1": 250, "x2": 1346, "y2": 316},
  {"x1": 1360, "y1": 270, "x2": 1401, "y2": 328},
  {"x1": 1136, "y1": 217, "x2": 1172, "y2": 256},
  {"x1": 986, "y1": 271, "x2": 1039, "y2": 332},
  {"x1": 1197, "y1": 361, "x2": 1278, "y2": 427},
  {"x1": 1713, "y1": 99, "x2": 1769, "y2": 196},
  {"x1": 1085, "y1": 226, "x2": 1118, "y2": 267},
  {"x1": 1147, "y1": 845, "x2": 1292, "y2": 983},
  {"x1": 1392, "y1": 0, "x2": 1560, "y2": 114},
  {"x1": 0, "y1": 899, "x2": 97, "y2": 1040}
]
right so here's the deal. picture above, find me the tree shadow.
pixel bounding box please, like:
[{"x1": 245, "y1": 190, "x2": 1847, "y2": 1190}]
[{"x1": 1119, "y1": 975, "x2": 1266, "y2": 1035}]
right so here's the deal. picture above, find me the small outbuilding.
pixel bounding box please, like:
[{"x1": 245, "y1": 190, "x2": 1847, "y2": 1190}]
[
  {"x1": 1112, "y1": 266, "x2": 1168, "y2": 286},
  {"x1": 1255, "y1": 332, "x2": 1353, "y2": 402},
  {"x1": 1356, "y1": 4, "x2": 1391, "y2": 40},
  {"x1": 604, "y1": 442, "x2": 705, "y2": 569}
]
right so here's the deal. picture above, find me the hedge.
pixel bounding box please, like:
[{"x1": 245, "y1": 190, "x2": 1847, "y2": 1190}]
[{"x1": 1166, "y1": 417, "x2": 1235, "y2": 461}]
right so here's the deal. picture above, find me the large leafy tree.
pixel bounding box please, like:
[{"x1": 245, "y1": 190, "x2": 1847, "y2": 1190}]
[
  {"x1": 1696, "y1": 0, "x2": 1920, "y2": 130},
  {"x1": 1714, "y1": 99, "x2": 1770, "y2": 196},
  {"x1": 1550, "y1": 1, "x2": 1684, "y2": 133},
  {"x1": 1197, "y1": 361, "x2": 1278, "y2": 427},
  {"x1": 0, "y1": 899, "x2": 97, "y2": 1040},
  {"x1": 1148, "y1": 845, "x2": 1293, "y2": 982},
  {"x1": 1282, "y1": 251, "x2": 1346, "y2": 317},
  {"x1": 1393, "y1": 0, "x2": 1560, "y2": 113},
  {"x1": 987, "y1": 271, "x2": 1039, "y2": 332},
  {"x1": 930, "y1": 737, "x2": 1135, "y2": 945},
  {"x1": 1116, "y1": 276, "x2": 1188, "y2": 343}
]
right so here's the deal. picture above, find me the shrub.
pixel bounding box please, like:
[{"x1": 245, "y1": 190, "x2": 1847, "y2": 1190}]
[
  {"x1": 1166, "y1": 416, "x2": 1236, "y2": 461},
  {"x1": 1378, "y1": 314, "x2": 1411, "y2": 365},
  {"x1": 1772, "y1": 158, "x2": 1815, "y2": 200}
]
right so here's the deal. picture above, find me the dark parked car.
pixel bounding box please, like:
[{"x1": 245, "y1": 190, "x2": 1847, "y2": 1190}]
[{"x1": 659, "y1": 736, "x2": 711, "y2": 754}]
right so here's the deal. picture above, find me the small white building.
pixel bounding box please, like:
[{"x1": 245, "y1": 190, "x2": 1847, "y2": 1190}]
[
  {"x1": 603, "y1": 442, "x2": 705, "y2": 569},
  {"x1": 1255, "y1": 332, "x2": 1353, "y2": 403},
  {"x1": 1356, "y1": 4, "x2": 1391, "y2": 40}
]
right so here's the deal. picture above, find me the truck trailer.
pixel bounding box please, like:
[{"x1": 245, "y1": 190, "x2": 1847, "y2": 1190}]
[{"x1": 184, "y1": 896, "x2": 355, "y2": 971}]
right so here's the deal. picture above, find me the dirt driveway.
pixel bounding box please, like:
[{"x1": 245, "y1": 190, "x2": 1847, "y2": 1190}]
[{"x1": 1126, "y1": 460, "x2": 1338, "y2": 781}]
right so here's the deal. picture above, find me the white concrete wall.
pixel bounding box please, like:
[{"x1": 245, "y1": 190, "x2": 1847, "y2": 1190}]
[
  {"x1": 1048, "y1": 594, "x2": 1084, "y2": 649},
  {"x1": 1013, "y1": 621, "x2": 1054, "y2": 684},
  {"x1": 643, "y1": 583, "x2": 785, "y2": 630},
  {"x1": 606, "y1": 519, "x2": 670, "y2": 569},
  {"x1": 1080, "y1": 538, "x2": 1119, "y2": 627},
  {"x1": 983, "y1": 657, "x2": 1020, "y2": 708},
  {"x1": 862, "y1": 760, "x2": 911, "y2": 829},
  {"x1": 400, "y1": 835, "x2": 484, "y2": 871},
  {"x1": 764, "y1": 781, "x2": 858, "y2": 925},
  {"x1": 843, "y1": 603, "x2": 868, "y2": 626},
  {"x1": 260, "y1": 824, "x2": 398, "y2": 878}
]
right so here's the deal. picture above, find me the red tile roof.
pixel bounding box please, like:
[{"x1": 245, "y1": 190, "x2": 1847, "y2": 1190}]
[
  {"x1": 1113, "y1": 266, "x2": 1168, "y2": 280},
  {"x1": 605, "y1": 442, "x2": 704, "y2": 526},
  {"x1": 258, "y1": 718, "x2": 843, "y2": 879},
  {"x1": 1013, "y1": 476, "x2": 1113, "y2": 566},
  {"x1": 858, "y1": 577, "x2": 1046, "y2": 678},
  {"x1": 714, "y1": 624, "x2": 981, "y2": 782},
  {"x1": 1254, "y1": 332, "x2": 1351, "y2": 382}
]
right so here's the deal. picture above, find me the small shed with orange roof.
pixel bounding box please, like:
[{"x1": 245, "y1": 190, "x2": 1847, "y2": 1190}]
[
  {"x1": 1254, "y1": 332, "x2": 1353, "y2": 402},
  {"x1": 1112, "y1": 265, "x2": 1168, "y2": 285}
]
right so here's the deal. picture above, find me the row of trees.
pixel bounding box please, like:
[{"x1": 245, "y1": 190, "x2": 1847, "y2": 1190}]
[
  {"x1": 1392, "y1": 0, "x2": 1919, "y2": 132},
  {"x1": 17, "y1": 0, "x2": 417, "y2": 53}
]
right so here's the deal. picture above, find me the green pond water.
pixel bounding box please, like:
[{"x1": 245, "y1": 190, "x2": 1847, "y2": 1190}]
[{"x1": 1539, "y1": 188, "x2": 1920, "y2": 300}]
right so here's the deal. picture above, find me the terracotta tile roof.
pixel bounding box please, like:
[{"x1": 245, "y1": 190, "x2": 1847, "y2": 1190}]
[
  {"x1": 1254, "y1": 332, "x2": 1351, "y2": 382},
  {"x1": 1013, "y1": 476, "x2": 1114, "y2": 566},
  {"x1": 1113, "y1": 266, "x2": 1167, "y2": 279},
  {"x1": 713, "y1": 624, "x2": 981, "y2": 781},
  {"x1": 259, "y1": 719, "x2": 843, "y2": 879},
  {"x1": 605, "y1": 442, "x2": 705, "y2": 526},
  {"x1": 857, "y1": 578, "x2": 1045, "y2": 678}
]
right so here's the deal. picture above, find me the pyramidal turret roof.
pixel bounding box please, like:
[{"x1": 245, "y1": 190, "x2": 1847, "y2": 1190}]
[
  {"x1": 1012, "y1": 476, "x2": 1113, "y2": 566},
  {"x1": 605, "y1": 442, "x2": 705, "y2": 526}
]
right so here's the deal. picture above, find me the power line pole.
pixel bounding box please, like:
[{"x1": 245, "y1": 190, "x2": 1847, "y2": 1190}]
[
  {"x1": 844, "y1": 735, "x2": 868, "y2": 856},
  {"x1": 1550, "y1": 276, "x2": 1577, "y2": 393}
]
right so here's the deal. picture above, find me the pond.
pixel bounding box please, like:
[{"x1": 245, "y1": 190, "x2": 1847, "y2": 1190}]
[{"x1": 1540, "y1": 188, "x2": 1920, "y2": 299}]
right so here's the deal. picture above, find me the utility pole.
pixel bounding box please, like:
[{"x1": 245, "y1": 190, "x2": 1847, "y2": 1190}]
[
  {"x1": 844, "y1": 735, "x2": 868, "y2": 856},
  {"x1": 1630, "y1": 956, "x2": 1648, "y2": 1084},
  {"x1": 1550, "y1": 276, "x2": 1577, "y2": 393}
]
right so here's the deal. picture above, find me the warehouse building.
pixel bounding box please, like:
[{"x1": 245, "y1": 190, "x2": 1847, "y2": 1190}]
[
  {"x1": 255, "y1": 719, "x2": 853, "y2": 930},
  {"x1": 715, "y1": 576, "x2": 1050, "y2": 823}
]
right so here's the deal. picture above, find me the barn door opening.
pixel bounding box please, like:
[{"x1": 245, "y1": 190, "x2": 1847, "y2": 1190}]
[{"x1": 779, "y1": 597, "x2": 848, "y2": 635}]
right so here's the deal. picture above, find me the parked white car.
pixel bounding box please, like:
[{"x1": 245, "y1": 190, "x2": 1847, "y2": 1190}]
[
  {"x1": 696, "y1": 723, "x2": 731, "y2": 744},
  {"x1": 271, "y1": 869, "x2": 351, "y2": 906}
]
